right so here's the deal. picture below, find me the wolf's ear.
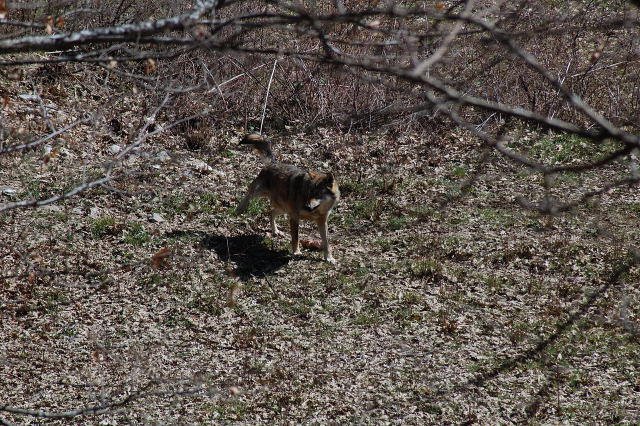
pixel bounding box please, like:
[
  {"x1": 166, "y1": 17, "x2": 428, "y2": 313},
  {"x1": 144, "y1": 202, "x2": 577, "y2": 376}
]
[{"x1": 324, "y1": 173, "x2": 334, "y2": 184}]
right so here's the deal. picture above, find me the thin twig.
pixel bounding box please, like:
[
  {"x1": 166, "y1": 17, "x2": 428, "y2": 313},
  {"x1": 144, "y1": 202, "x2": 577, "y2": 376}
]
[
  {"x1": 0, "y1": 117, "x2": 91, "y2": 154},
  {"x1": 260, "y1": 59, "x2": 278, "y2": 134}
]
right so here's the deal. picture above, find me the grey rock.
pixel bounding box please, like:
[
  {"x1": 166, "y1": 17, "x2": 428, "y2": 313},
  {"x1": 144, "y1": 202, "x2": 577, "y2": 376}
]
[
  {"x1": 155, "y1": 150, "x2": 171, "y2": 163},
  {"x1": 1, "y1": 187, "x2": 18, "y2": 196},
  {"x1": 149, "y1": 213, "x2": 165, "y2": 223}
]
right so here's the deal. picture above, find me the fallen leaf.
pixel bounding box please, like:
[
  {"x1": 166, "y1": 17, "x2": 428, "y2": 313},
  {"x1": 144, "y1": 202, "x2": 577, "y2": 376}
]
[
  {"x1": 44, "y1": 16, "x2": 54, "y2": 34},
  {"x1": 300, "y1": 239, "x2": 323, "y2": 251},
  {"x1": 143, "y1": 58, "x2": 157, "y2": 75},
  {"x1": 151, "y1": 247, "x2": 172, "y2": 268}
]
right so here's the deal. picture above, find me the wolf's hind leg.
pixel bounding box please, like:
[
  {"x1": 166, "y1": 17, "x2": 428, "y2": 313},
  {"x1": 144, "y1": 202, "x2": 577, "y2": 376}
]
[
  {"x1": 271, "y1": 210, "x2": 284, "y2": 236},
  {"x1": 236, "y1": 180, "x2": 262, "y2": 214}
]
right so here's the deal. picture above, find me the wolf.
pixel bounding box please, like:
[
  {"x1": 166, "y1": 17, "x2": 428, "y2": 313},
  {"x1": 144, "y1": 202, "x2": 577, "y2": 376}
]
[{"x1": 236, "y1": 133, "x2": 340, "y2": 263}]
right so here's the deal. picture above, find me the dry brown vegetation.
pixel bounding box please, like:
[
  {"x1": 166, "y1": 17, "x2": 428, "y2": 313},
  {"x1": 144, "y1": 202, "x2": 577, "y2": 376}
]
[{"x1": 2, "y1": 0, "x2": 640, "y2": 424}]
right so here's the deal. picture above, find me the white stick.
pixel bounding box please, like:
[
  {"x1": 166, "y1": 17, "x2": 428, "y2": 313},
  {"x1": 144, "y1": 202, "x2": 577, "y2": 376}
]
[{"x1": 260, "y1": 59, "x2": 278, "y2": 135}]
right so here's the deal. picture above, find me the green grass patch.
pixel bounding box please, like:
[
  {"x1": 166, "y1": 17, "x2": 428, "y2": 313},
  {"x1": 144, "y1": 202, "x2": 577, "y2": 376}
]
[
  {"x1": 18, "y1": 180, "x2": 45, "y2": 199},
  {"x1": 338, "y1": 179, "x2": 365, "y2": 196},
  {"x1": 375, "y1": 237, "x2": 394, "y2": 251},
  {"x1": 507, "y1": 134, "x2": 624, "y2": 166},
  {"x1": 451, "y1": 165, "x2": 468, "y2": 178},
  {"x1": 122, "y1": 223, "x2": 151, "y2": 246},
  {"x1": 197, "y1": 192, "x2": 219, "y2": 211},
  {"x1": 354, "y1": 312, "x2": 379, "y2": 327},
  {"x1": 160, "y1": 194, "x2": 189, "y2": 218},
  {"x1": 187, "y1": 293, "x2": 224, "y2": 316},
  {"x1": 621, "y1": 202, "x2": 640, "y2": 214},
  {"x1": 409, "y1": 205, "x2": 440, "y2": 221},
  {"x1": 352, "y1": 198, "x2": 381, "y2": 221},
  {"x1": 90, "y1": 216, "x2": 117, "y2": 239},
  {"x1": 387, "y1": 215, "x2": 406, "y2": 230},
  {"x1": 409, "y1": 258, "x2": 443, "y2": 279},
  {"x1": 244, "y1": 198, "x2": 269, "y2": 217},
  {"x1": 476, "y1": 207, "x2": 519, "y2": 227},
  {"x1": 203, "y1": 400, "x2": 250, "y2": 420}
]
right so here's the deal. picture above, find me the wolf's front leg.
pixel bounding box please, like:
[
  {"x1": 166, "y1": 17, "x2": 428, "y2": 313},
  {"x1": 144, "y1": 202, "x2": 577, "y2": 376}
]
[
  {"x1": 289, "y1": 216, "x2": 301, "y2": 255},
  {"x1": 317, "y1": 218, "x2": 335, "y2": 263}
]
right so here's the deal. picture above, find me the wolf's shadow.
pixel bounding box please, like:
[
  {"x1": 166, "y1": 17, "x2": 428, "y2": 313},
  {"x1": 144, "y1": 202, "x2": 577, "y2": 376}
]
[{"x1": 201, "y1": 233, "x2": 290, "y2": 280}]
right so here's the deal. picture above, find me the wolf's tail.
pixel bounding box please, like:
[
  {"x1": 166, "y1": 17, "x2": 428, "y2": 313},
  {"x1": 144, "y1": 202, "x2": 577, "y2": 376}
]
[{"x1": 240, "y1": 133, "x2": 275, "y2": 163}]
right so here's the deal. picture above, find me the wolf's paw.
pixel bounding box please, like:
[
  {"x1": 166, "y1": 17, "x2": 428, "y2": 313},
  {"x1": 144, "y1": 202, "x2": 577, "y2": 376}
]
[{"x1": 325, "y1": 255, "x2": 337, "y2": 264}]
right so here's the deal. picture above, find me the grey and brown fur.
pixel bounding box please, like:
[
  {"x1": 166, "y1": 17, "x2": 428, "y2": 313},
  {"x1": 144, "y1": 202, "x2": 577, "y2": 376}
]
[{"x1": 236, "y1": 133, "x2": 340, "y2": 263}]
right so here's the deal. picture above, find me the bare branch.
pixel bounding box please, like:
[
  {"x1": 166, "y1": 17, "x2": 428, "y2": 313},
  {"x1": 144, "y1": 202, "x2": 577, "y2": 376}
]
[
  {"x1": 0, "y1": 176, "x2": 111, "y2": 213},
  {"x1": 0, "y1": 117, "x2": 91, "y2": 154},
  {"x1": 0, "y1": 94, "x2": 209, "y2": 214},
  {"x1": 518, "y1": 176, "x2": 640, "y2": 215},
  {"x1": 412, "y1": 0, "x2": 475, "y2": 76},
  {"x1": 0, "y1": 0, "x2": 221, "y2": 54}
]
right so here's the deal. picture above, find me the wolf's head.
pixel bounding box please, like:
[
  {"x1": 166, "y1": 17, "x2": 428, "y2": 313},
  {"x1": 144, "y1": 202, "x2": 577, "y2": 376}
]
[{"x1": 305, "y1": 172, "x2": 340, "y2": 211}]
